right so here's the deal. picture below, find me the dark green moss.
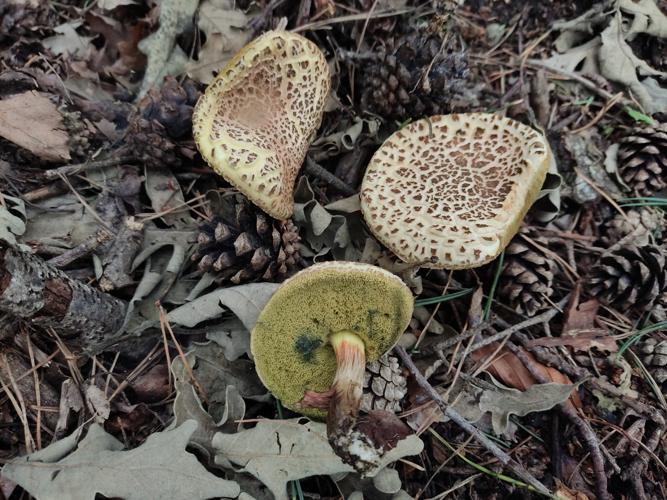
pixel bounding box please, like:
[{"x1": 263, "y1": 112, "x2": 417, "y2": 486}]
[{"x1": 295, "y1": 333, "x2": 322, "y2": 363}]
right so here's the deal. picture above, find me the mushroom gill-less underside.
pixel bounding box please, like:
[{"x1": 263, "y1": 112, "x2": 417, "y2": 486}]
[
  {"x1": 192, "y1": 31, "x2": 330, "y2": 220},
  {"x1": 250, "y1": 261, "x2": 413, "y2": 419},
  {"x1": 360, "y1": 113, "x2": 553, "y2": 270}
]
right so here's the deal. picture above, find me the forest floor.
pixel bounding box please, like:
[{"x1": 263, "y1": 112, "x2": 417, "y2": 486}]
[{"x1": 0, "y1": 0, "x2": 666, "y2": 499}]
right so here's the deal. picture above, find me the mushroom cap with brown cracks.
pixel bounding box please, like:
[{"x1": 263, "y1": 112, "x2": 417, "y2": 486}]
[
  {"x1": 360, "y1": 113, "x2": 553, "y2": 270},
  {"x1": 250, "y1": 261, "x2": 414, "y2": 418},
  {"x1": 192, "y1": 31, "x2": 330, "y2": 219}
]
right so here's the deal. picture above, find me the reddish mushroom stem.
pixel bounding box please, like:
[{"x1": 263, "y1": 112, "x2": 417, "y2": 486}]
[{"x1": 326, "y1": 331, "x2": 365, "y2": 440}]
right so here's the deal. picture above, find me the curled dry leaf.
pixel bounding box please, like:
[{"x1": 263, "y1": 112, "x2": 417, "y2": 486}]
[{"x1": 0, "y1": 194, "x2": 26, "y2": 246}]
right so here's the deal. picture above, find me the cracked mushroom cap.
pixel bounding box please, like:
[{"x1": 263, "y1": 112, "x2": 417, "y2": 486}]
[
  {"x1": 192, "y1": 31, "x2": 330, "y2": 219},
  {"x1": 250, "y1": 261, "x2": 413, "y2": 418},
  {"x1": 360, "y1": 113, "x2": 552, "y2": 270}
]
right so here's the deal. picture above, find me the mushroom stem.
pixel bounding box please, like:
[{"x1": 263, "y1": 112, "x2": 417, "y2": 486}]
[{"x1": 326, "y1": 331, "x2": 368, "y2": 461}]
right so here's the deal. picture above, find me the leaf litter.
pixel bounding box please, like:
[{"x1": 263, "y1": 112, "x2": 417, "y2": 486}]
[{"x1": 1, "y1": 0, "x2": 667, "y2": 499}]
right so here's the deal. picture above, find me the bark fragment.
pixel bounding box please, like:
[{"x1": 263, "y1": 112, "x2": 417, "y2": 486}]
[{"x1": 0, "y1": 246, "x2": 127, "y2": 351}]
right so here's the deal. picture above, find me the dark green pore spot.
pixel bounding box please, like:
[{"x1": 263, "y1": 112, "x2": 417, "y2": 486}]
[{"x1": 294, "y1": 333, "x2": 322, "y2": 363}]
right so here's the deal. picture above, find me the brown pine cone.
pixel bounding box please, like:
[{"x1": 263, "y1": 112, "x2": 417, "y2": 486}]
[
  {"x1": 499, "y1": 235, "x2": 555, "y2": 317},
  {"x1": 618, "y1": 124, "x2": 667, "y2": 196},
  {"x1": 360, "y1": 355, "x2": 407, "y2": 413},
  {"x1": 638, "y1": 337, "x2": 667, "y2": 385},
  {"x1": 126, "y1": 76, "x2": 202, "y2": 168},
  {"x1": 192, "y1": 197, "x2": 302, "y2": 284},
  {"x1": 587, "y1": 245, "x2": 667, "y2": 313},
  {"x1": 601, "y1": 208, "x2": 663, "y2": 246},
  {"x1": 360, "y1": 21, "x2": 472, "y2": 121}
]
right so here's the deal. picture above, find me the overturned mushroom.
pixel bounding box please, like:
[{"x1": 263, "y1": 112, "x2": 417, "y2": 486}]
[
  {"x1": 251, "y1": 262, "x2": 413, "y2": 471},
  {"x1": 360, "y1": 113, "x2": 552, "y2": 269},
  {"x1": 192, "y1": 31, "x2": 330, "y2": 219}
]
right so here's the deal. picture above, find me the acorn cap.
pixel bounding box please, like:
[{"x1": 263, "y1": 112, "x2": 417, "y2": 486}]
[
  {"x1": 250, "y1": 262, "x2": 413, "y2": 418},
  {"x1": 192, "y1": 31, "x2": 330, "y2": 219},
  {"x1": 360, "y1": 114, "x2": 552, "y2": 270}
]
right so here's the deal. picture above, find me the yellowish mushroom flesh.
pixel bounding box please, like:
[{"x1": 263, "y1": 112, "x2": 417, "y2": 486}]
[
  {"x1": 250, "y1": 261, "x2": 413, "y2": 419},
  {"x1": 360, "y1": 113, "x2": 553, "y2": 270},
  {"x1": 192, "y1": 31, "x2": 330, "y2": 219}
]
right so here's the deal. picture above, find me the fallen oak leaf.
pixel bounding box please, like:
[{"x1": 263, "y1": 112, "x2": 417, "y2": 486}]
[
  {"x1": 212, "y1": 418, "x2": 423, "y2": 500},
  {"x1": 1, "y1": 420, "x2": 240, "y2": 500},
  {"x1": 472, "y1": 344, "x2": 582, "y2": 409},
  {"x1": 557, "y1": 289, "x2": 616, "y2": 352},
  {"x1": 0, "y1": 91, "x2": 70, "y2": 162}
]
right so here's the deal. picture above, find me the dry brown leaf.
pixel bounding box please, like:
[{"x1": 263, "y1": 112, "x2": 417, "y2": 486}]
[
  {"x1": 472, "y1": 344, "x2": 581, "y2": 408},
  {"x1": 0, "y1": 92, "x2": 70, "y2": 162},
  {"x1": 563, "y1": 293, "x2": 600, "y2": 333},
  {"x1": 556, "y1": 288, "x2": 616, "y2": 352}
]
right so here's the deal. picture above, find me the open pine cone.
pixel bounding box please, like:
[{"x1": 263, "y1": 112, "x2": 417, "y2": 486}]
[
  {"x1": 360, "y1": 22, "x2": 471, "y2": 121},
  {"x1": 192, "y1": 198, "x2": 302, "y2": 284},
  {"x1": 360, "y1": 355, "x2": 407, "y2": 414},
  {"x1": 587, "y1": 245, "x2": 667, "y2": 313},
  {"x1": 126, "y1": 76, "x2": 201, "y2": 169},
  {"x1": 618, "y1": 124, "x2": 667, "y2": 196},
  {"x1": 499, "y1": 234, "x2": 555, "y2": 317},
  {"x1": 639, "y1": 337, "x2": 667, "y2": 386}
]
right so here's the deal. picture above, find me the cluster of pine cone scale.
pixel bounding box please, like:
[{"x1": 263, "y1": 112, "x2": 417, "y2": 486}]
[{"x1": 192, "y1": 202, "x2": 301, "y2": 284}]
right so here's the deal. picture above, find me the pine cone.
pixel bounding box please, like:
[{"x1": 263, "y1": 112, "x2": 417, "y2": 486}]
[
  {"x1": 601, "y1": 208, "x2": 663, "y2": 246},
  {"x1": 192, "y1": 198, "x2": 301, "y2": 284},
  {"x1": 587, "y1": 245, "x2": 667, "y2": 312},
  {"x1": 360, "y1": 355, "x2": 407, "y2": 413},
  {"x1": 360, "y1": 22, "x2": 471, "y2": 121},
  {"x1": 126, "y1": 76, "x2": 201, "y2": 168},
  {"x1": 60, "y1": 106, "x2": 93, "y2": 159},
  {"x1": 618, "y1": 124, "x2": 667, "y2": 197},
  {"x1": 638, "y1": 337, "x2": 667, "y2": 385},
  {"x1": 499, "y1": 236, "x2": 555, "y2": 317}
]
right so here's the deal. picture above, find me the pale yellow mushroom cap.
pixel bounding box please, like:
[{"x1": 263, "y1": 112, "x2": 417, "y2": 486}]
[
  {"x1": 251, "y1": 261, "x2": 413, "y2": 418},
  {"x1": 192, "y1": 31, "x2": 330, "y2": 219},
  {"x1": 360, "y1": 113, "x2": 553, "y2": 270}
]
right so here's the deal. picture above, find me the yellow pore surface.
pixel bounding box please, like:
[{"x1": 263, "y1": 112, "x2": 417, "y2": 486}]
[{"x1": 251, "y1": 262, "x2": 413, "y2": 417}]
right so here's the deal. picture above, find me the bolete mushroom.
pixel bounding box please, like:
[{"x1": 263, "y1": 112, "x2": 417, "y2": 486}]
[
  {"x1": 360, "y1": 113, "x2": 552, "y2": 269},
  {"x1": 192, "y1": 31, "x2": 330, "y2": 219},
  {"x1": 251, "y1": 261, "x2": 413, "y2": 470}
]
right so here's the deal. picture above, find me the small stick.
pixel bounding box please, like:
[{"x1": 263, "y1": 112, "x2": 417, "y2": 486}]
[
  {"x1": 47, "y1": 228, "x2": 114, "y2": 268},
  {"x1": 425, "y1": 298, "x2": 567, "y2": 355},
  {"x1": 304, "y1": 157, "x2": 357, "y2": 196},
  {"x1": 394, "y1": 345, "x2": 552, "y2": 496},
  {"x1": 506, "y1": 342, "x2": 610, "y2": 500},
  {"x1": 44, "y1": 155, "x2": 135, "y2": 180}
]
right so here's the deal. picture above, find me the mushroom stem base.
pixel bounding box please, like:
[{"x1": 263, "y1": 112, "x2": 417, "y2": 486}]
[{"x1": 327, "y1": 331, "x2": 384, "y2": 471}]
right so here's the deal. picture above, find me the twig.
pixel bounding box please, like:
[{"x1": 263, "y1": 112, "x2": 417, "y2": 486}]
[
  {"x1": 304, "y1": 157, "x2": 357, "y2": 196},
  {"x1": 47, "y1": 228, "x2": 114, "y2": 268},
  {"x1": 506, "y1": 341, "x2": 610, "y2": 500},
  {"x1": 0, "y1": 246, "x2": 127, "y2": 351},
  {"x1": 426, "y1": 297, "x2": 567, "y2": 355},
  {"x1": 394, "y1": 345, "x2": 552, "y2": 496},
  {"x1": 44, "y1": 155, "x2": 135, "y2": 180},
  {"x1": 295, "y1": 0, "x2": 312, "y2": 27},
  {"x1": 524, "y1": 59, "x2": 634, "y2": 108}
]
